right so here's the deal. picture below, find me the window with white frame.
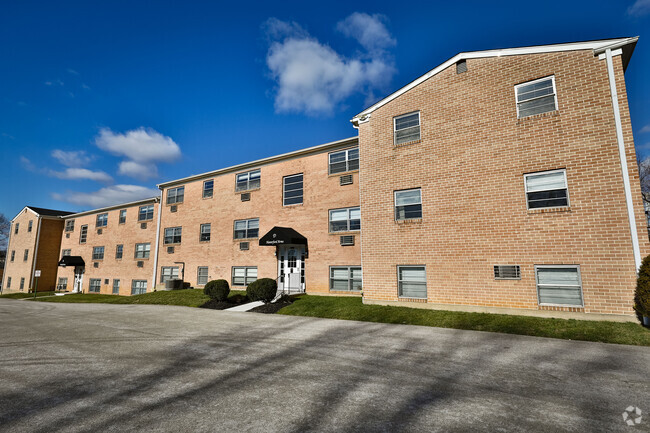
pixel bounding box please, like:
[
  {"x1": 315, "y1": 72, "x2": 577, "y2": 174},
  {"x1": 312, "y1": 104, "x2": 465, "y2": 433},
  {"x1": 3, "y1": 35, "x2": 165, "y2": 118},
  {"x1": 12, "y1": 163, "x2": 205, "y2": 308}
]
[
  {"x1": 200, "y1": 223, "x2": 211, "y2": 242},
  {"x1": 62, "y1": 249, "x2": 71, "y2": 257},
  {"x1": 394, "y1": 112, "x2": 421, "y2": 145},
  {"x1": 57, "y1": 277, "x2": 68, "y2": 291},
  {"x1": 65, "y1": 219, "x2": 75, "y2": 232},
  {"x1": 330, "y1": 266, "x2": 362, "y2": 291},
  {"x1": 524, "y1": 169, "x2": 568, "y2": 209},
  {"x1": 394, "y1": 189, "x2": 422, "y2": 220},
  {"x1": 28, "y1": 220, "x2": 33, "y2": 232},
  {"x1": 135, "y1": 243, "x2": 150, "y2": 259},
  {"x1": 10, "y1": 250, "x2": 14, "y2": 262},
  {"x1": 164, "y1": 227, "x2": 182, "y2": 244},
  {"x1": 234, "y1": 218, "x2": 259, "y2": 239},
  {"x1": 398, "y1": 266, "x2": 427, "y2": 299},
  {"x1": 160, "y1": 266, "x2": 179, "y2": 283},
  {"x1": 203, "y1": 180, "x2": 214, "y2": 198},
  {"x1": 329, "y1": 148, "x2": 359, "y2": 174},
  {"x1": 329, "y1": 207, "x2": 361, "y2": 232},
  {"x1": 166, "y1": 186, "x2": 185, "y2": 204},
  {"x1": 23, "y1": 249, "x2": 28, "y2": 261},
  {"x1": 119, "y1": 209, "x2": 127, "y2": 224},
  {"x1": 283, "y1": 174, "x2": 303, "y2": 206},
  {"x1": 197, "y1": 267, "x2": 209, "y2": 285},
  {"x1": 138, "y1": 205, "x2": 154, "y2": 221},
  {"x1": 79, "y1": 225, "x2": 88, "y2": 244},
  {"x1": 89, "y1": 278, "x2": 101, "y2": 293},
  {"x1": 232, "y1": 266, "x2": 257, "y2": 286},
  {"x1": 14, "y1": 223, "x2": 18, "y2": 234},
  {"x1": 515, "y1": 76, "x2": 557, "y2": 118},
  {"x1": 7, "y1": 277, "x2": 11, "y2": 288},
  {"x1": 115, "y1": 244, "x2": 123, "y2": 259},
  {"x1": 535, "y1": 265, "x2": 583, "y2": 306},
  {"x1": 112, "y1": 279, "x2": 120, "y2": 295},
  {"x1": 19, "y1": 277, "x2": 25, "y2": 291},
  {"x1": 236, "y1": 170, "x2": 261, "y2": 192},
  {"x1": 92, "y1": 246, "x2": 105, "y2": 260},
  {"x1": 96, "y1": 213, "x2": 108, "y2": 227},
  {"x1": 131, "y1": 280, "x2": 147, "y2": 295}
]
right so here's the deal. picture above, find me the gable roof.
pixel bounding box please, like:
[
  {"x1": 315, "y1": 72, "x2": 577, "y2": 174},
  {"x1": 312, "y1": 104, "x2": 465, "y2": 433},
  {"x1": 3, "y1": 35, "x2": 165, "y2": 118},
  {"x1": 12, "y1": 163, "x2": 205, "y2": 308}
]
[
  {"x1": 11, "y1": 206, "x2": 74, "y2": 221},
  {"x1": 351, "y1": 37, "x2": 638, "y2": 126}
]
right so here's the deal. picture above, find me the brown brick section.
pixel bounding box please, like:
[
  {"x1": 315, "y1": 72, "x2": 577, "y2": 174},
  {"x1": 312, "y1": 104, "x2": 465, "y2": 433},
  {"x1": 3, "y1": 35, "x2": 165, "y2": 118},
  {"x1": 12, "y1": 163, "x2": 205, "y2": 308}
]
[
  {"x1": 357, "y1": 50, "x2": 649, "y2": 317},
  {"x1": 34, "y1": 218, "x2": 65, "y2": 291}
]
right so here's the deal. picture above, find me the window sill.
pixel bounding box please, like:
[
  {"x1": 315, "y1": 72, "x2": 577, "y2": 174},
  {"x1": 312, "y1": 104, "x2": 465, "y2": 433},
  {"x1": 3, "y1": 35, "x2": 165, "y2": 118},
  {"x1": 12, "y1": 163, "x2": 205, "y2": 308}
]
[
  {"x1": 234, "y1": 237, "x2": 259, "y2": 241},
  {"x1": 396, "y1": 218, "x2": 422, "y2": 225},
  {"x1": 538, "y1": 304, "x2": 584, "y2": 311},
  {"x1": 283, "y1": 203, "x2": 304, "y2": 208},
  {"x1": 527, "y1": 206, "x2": 571, "y2": 215},
  {"x1": 393, "y1": 139, "x2": 421, "y2": 148},
  {"x1": 398, "y1": 296, "x2": 427, "y2": 303},
  {"x1": 329, "y1": 290, "x2": 362, "y2": 294},
  {"x1": 235, "y1": 187, "x2": 261, "y2": 194},
  {"x1": 517, "y1": 110, "x2": 559, "y2": 123},
  {"x1": 202, "y1": 195, "x2": 214, "y2": 200},
  {"x1": 134, "y1": 257, "x2": 150, "y2": 260},
  {"x1": 138, "y1": 219, "x2": 154, "y2": 223},
  {"x1": 328, "y1": 169, "x2": 359, "y2": 178},
  {"x1": 329, "y1": 230, "x2": 360, "y2": 235}
]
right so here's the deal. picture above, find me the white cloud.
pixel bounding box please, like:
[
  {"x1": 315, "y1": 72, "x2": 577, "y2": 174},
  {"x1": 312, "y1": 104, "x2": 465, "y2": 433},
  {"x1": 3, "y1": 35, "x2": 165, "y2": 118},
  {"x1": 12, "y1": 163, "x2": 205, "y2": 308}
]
[
  {"x1": 44, "y1": 79, "x2": 64, "y2": 86},
  {"x1": 118, "y1": 160, "x2": 159, "y2": 180},
  {"x1": 95, "y1": 127, "x2": 181, "y2": 163},
  {"x1": 52, "y1": 184, "x2": 159, "y2": 208},
  {"x1": 51, "y1": 149, "x2": 95, "y2": 167},
  {"x1": 640, "y1": 125, "x2": 650, "y2": 133},
  {"x1": 49, "y1": 168, "x2": 113, "y2": 183},
  {"x1": 67, "y1": 68, "x2": 79, "y2": 75},
  {"x1": 628, "y1": 0, "x2": 650, "y2": 16},
  {"x1": 263, "y1": 13, "x2": 396, "y2": 115},
  {"x1": 20, "y1": 156, "x2": 36, "y2": 171}
]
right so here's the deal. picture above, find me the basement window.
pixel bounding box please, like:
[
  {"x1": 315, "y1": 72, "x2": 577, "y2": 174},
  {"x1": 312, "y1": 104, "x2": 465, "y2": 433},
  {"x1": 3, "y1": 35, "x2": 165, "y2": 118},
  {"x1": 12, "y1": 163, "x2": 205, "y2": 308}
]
[{"x1": 535, "y1": 265, "x2": 583, "y2": 307}]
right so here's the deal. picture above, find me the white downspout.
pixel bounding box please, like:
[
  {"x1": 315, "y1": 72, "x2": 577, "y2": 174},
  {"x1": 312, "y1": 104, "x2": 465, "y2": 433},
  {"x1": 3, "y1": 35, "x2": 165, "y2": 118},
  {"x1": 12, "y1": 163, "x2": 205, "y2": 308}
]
[
  {"x1": 30, "y1": 217, "x2": 43, "y2": 291},
  {"x1": 605, "y1": 48, "x2": 642, "y2": 270},
  {"x1": 0, "y1": 222, "x2": 14, "y2": 293},
  {"x1": 151, "y1": 194, "x2": 163, "y2": 290}
]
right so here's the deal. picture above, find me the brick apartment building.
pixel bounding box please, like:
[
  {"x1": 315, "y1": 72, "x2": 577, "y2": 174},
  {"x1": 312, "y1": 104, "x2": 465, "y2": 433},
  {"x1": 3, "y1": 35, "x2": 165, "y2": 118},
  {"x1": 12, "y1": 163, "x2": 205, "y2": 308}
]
[{"x1": 1, "y1": 37, "x2": 646, "y2": 320}]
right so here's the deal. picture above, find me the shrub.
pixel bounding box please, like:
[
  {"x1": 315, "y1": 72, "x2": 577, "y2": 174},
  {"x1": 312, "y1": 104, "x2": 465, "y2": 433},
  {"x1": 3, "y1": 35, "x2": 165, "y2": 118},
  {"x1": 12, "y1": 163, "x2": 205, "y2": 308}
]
[
  {"x1": 634, "y1": 255, "x2": 650, "y2": 326},
  {"x1": 246, "y1": 278, "x2": 277, "y2": 303},
  {"x1": 203, "y1": 279, "x2": 230, "y2": 301}
]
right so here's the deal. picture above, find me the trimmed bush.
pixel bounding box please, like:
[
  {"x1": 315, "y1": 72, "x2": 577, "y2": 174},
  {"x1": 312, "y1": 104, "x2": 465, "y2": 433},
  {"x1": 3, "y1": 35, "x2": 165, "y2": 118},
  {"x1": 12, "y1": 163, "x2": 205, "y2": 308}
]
[
  {"x1": 246, "y1": 278, "x2": 277, "y2": 303},
  {"x1": 634, "y1": 255, "x2": 650, "y2": 326},
  {"x1": 203, "y1": 279, "x2": 230, "y2": 301}
]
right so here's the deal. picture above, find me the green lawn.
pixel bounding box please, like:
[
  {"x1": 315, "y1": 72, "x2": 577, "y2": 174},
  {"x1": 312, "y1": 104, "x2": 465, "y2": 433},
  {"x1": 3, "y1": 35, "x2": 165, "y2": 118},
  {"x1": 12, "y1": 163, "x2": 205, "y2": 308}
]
[
  {"x1": 278, "y1": 295, "x2": 650, "y2": 347},
  {"x1": 0, "y1": 291, "x2": 57, "y2": 299},
  {"x1": 30, "y1": 289, "x2": 246, "y2": 308}
]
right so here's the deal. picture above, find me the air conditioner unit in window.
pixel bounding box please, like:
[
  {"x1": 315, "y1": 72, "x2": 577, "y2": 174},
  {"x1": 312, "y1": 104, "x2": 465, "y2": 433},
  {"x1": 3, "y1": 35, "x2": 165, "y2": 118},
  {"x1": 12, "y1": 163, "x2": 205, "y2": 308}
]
[
  {"x1": 65, "y1": 233, "x2": 70, "y2": 238},
  {"x1": 140, "y1": 222, "x2": 147, "y2": 229},
  {"x1": 167, "y1": 246, "x2": 175, "y2": 254},
  {"x1": 104, "y1": 279, "x2": 109, "y2": 284},
  {"x1": 241, "y1": 193, "x2": 250, "y2": 202},
  {"x1": 340, "y1": 174, "x2": 353, "y2": 186},
  {"x1": 240, "y1": 242, "x2": 249, "y2": 251},
  {"x1": 494, "y1": 265, "x2": 521, "y2": 280},
  {"x1": 340, "y1": 235, "x2": 355, "y2": 246},
  {"x1": 97, "y1": 228, "x2": 103, "y2": 235},
  {"x1": 137, "y1": 261, "x2": 144, "y2": 268},
  {"x1": 93, "y1": 262, "x2": 99, "y2": 268},
  {"x1": 170, "y1": 205, "x2": 177, "y2": 213}
]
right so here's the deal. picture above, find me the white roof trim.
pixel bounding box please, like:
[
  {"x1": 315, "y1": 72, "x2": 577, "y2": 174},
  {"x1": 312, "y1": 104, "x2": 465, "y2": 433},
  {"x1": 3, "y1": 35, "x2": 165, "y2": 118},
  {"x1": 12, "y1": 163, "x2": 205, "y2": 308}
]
[
  {"x1": 63, "y1": 196, "x2": 160, "y2": 219},
  {"x1": 351, "y1": 37, "x2": 639, "y2": 125}
]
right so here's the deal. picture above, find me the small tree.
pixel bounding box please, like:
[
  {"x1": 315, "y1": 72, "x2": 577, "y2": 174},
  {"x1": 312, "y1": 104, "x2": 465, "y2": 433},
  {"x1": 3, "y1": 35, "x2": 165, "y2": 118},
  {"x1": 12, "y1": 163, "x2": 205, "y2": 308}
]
[
  {"x1": 246, "y1": 278, "x2": 277, "y2": 303},
  {"x1": 203, "y1": 279, "x2": 230, "y2": 301},
  {"x1": 634, "y1": 255, "x2": 650, "y2": 326}
]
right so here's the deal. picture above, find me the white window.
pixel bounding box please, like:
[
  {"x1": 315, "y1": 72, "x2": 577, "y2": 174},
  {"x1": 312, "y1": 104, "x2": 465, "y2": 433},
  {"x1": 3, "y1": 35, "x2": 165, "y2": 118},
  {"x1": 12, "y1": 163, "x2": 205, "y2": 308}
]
[
  {"x1": 23, "y1": 249, "x2": 29, "y2": 261},
  {"x1": 394, "y1": 189, "x2": 422, "y2": 220},
  {"x1": 203, "y1": 180, "x2": 214, "y2": 198},
  {"x1": 398, "y1": 266, "x2": 427, "y2": 299},
  {"x1": 10, "y1": 250, "x2": 14, "y2": 262},
  {"x1": 19, "y1": 277, "x2": 24, "y2": 291},
  {"x1": 115, "y1": 244, "x2": 123, "y2": 259},
  {"x1": 119, "y1": 209, "x2": 127, "y2": 224},
  {"x1": 524, "y1": 169, "x2": 569, "y2": 209},
  {"x1": 14, "y1": 223, "x2": 19, "y2": 234},
  {"x1": 394, "y1": 112, "x2": 420, "y2": 145},
  {"x1": 131, "y1": 280, "x2": 147, "y2": 295},
  {"x1": 329, "y1": 207, "x2": 361, "y2": 232},
  {"x1": 283, "y1": 174, "x2": 303, "y2": 206},
  {"x1": 7, "y1": 277, "x2": 11, "y2": 288},
  {"x1": 236, "y1": 170, "x2": 261, "y2": 192},
  {"x1": 28, "y1": 220, "x2": 33, "y2": 232},
  {"x1": 96, "y1": 213, "x2": 108, "y2": 227},
  {"x1": 57, "y1": 277, "x2": 67, "y2": 291},
  {"x1": 515, "y1": 76, "x2": 557, "y2": 118},
  {"x1": 89, "y1": 278, "x2": 101, "y2": 293},
  {"x1": 62, "y1": 249, "x2": 71, "y2": 257},
  {"x1": 160, "y1": 267, "x2": 179, "y2": 283},
  {"x1": 197, "y1": 267, "x2": 209, "y2": 285},
  {"x1": 166, "y1": 186, "x2": 184, "y2": 204},
  {"x1": 135, "y1": 243, "x2": 150, "y2": 259},
  {"x1": 92, "y1": 246, "x2": 105, "y2": 260},
  {"x1": 232, "y1": 267, "x2": 257, "y2": 286},
  {"x1": 65, "y1": 219, "x2": 75, "y2": 232},
  {"x1": 79, "y1": 225, "x2": 88, "y2": 244},
  {"x1": 234, "y1": 218, "x2": 259, "y2": 239},
  {"x1": 112, "y1": 279, "x2": 120, "y2": 295},
  {"x1": 330, "y1": 266, "x2": 362, "y2": 291},
  {"x1": 535, "y1": 265, "x2": 583, "y2": 307},
  {"x1": 138, "y1": 205, "x2": 154, "y2": 221},
  {"x1": 200, "y1": 223, "x2": 211, "y2": 242},
  {"x1": 329, "y1": 148, "x2": 359, "y2": 174},
  {"x1": 164, "y1": 227, "x2": 182, "y2": 244}
]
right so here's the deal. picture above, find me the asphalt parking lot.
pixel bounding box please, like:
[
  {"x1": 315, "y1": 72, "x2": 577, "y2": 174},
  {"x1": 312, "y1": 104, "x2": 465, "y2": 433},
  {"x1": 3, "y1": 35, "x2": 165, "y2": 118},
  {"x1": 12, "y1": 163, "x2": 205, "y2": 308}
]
[{"x1": 0, "y1": 299, "x2": 648, "y2": 432}]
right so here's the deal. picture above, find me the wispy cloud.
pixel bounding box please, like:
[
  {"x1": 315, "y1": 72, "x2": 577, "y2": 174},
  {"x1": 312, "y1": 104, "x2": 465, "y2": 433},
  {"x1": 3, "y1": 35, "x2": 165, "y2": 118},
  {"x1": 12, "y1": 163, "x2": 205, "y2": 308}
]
[
  {"x1": 640, "y1": 124, "x2": 650, "y2": 133},
  {"x1": 51, "y1": 149, "x2": 95, "y2": 167},
  {"x1": 1, "y1": 132, "x2": 15, "y2": 140},
  {"x1": 48, "y1": 167, "x2": 113, "y2": 183},
  {"x1": 628, "y1": 0, "x2": 650, "y2": 16},
  {"x1": 44, "y1": 79, "x2": 64, "y2": 86},
  {"x1": 263, "y1": 13, "x2": 397, "y2": 115},
  {"x1": 81, "y1": 83, "x2": 91, "y2": 90},
  {"x1": 52, "y1": 184, "x2": 159, "y2": 208},
  {"x1": 66, "y1": 68, "x2": 79, "y2": 75},
  {"x1": 20, "y1": 156, "x2": 36, "y2": 171}
]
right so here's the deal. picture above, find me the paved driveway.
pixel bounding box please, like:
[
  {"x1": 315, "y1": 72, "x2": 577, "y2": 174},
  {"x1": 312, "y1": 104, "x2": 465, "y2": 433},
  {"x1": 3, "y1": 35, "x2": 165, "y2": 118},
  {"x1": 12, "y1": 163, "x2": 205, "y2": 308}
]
[{"x1": 0, "y1": 299, "x2": 648, "y2": 432}]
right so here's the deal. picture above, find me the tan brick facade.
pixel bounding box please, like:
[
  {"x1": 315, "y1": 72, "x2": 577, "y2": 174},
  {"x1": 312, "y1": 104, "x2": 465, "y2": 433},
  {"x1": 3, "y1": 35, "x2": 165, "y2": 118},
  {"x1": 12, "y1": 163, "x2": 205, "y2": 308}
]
[{"x1": 355, "y1": 48, "x2": 648, "y2": 317}]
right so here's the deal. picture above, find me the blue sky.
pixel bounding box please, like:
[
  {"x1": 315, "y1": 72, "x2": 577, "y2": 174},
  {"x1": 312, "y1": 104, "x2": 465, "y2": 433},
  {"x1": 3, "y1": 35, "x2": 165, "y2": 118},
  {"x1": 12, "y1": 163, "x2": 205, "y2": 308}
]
[{"x1": 1, "y1": 0, "x2": 649, "y2": 218}]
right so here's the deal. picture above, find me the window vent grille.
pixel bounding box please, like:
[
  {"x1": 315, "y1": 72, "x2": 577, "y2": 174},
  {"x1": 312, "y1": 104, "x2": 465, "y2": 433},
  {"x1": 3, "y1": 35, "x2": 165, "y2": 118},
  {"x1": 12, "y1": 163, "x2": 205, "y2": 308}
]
[
  {"x1": 97, "y1": 228, "x2": 103, "y2": 235},
  {"x1": 241, "y1": 193, "x2": 251, "y2": 202},
  {"x1": 140, "y1": 222, "x2": 147, "y2": 229},
  {"x1": 456, "y1": 59, "x2": 467, "y2": 74},
  {"x1": 104, "y1": 279, "x2": 109, "y2": 284},
  {"x1": 239, "y1": 241, "x2": 250, "y2": 251},
  {"x1": 340, "y1": 235, "x2": 355, "y2": 246},
  {"x1": 65, "y1": 233, "x2": 70, "y2": 238},
  {"x1": 137, "y1": 261, "x2": 144, "y2": 268},
  {"x1": 167, "y1": 246, "x2": 175, "y2": 254},
  {"x1": 340, "y1": 174, "x2": 353, "y2": 186},
  {"x1": 93, "y1": 262, "x2": 99, "y2": 268},
  {"x1": 494, "y1": 265, "x2": 521, "y2": 280},
  {"x1": 170, "y1": 205, "x2": 177, "y2": 212}
]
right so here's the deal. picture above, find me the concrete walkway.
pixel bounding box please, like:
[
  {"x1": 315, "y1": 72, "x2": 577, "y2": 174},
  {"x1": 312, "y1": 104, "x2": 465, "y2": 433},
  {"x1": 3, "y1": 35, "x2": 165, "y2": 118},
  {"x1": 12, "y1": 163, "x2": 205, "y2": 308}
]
[
  {"x1": 224, "y1": 300, "x2": 264, "y2": 311},
  {"x1": 0, "y1": 299, "x2": 648, "y2": 432}
]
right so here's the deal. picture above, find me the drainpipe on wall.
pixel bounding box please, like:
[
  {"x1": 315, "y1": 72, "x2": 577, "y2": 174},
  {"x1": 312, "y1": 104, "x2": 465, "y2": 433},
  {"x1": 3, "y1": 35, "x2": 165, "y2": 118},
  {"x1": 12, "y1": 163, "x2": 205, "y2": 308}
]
[
  {"x1": 0, "y1": 221, "x2": 13, "y2": 294},
  {"x1": 605, "y1": 47, "x2": 642, "y2": 271},
  {"x1": 151, "y1": 193, "x2": 163, "y2": 289},
  {"x1": 30, "y1": 217, "x2": 43, "y2": 291}
]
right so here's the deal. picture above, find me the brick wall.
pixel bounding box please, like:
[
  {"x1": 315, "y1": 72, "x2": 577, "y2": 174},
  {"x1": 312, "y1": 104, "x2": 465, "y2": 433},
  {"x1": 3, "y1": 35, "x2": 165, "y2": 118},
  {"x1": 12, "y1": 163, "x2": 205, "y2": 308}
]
[
  {"x1": 2, "y1": 210, "x2": 39, "y2": 292},
  {"x1": 34, "y1": 218, "x2": 65, "y2": 291}
]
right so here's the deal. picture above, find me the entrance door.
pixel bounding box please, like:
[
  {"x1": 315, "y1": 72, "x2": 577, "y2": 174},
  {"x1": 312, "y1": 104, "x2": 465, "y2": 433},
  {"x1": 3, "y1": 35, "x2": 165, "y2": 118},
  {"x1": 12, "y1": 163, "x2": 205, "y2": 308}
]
[
  {"x1": 73, "y1": 267, "x2": 84, "y2": 293},
  {"x1": 278, "y1": 245, "x2": 305, "y2": 293}
]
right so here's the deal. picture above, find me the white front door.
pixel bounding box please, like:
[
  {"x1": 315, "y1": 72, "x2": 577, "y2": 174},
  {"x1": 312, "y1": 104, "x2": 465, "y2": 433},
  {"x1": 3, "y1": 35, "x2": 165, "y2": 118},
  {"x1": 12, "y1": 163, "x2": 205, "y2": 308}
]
[
  {"x1": 73, "y1": 267, "x2": 84, "y2": 293},
  {"x1": 278, "y1": 245, "x2": 305, "y2": 293}
]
